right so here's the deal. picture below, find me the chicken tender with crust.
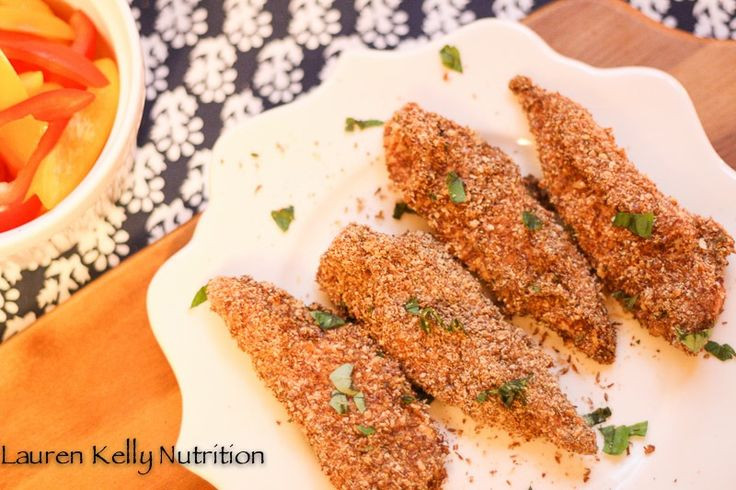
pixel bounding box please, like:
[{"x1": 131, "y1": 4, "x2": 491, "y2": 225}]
[
  {"x1": 384, "y1": 102, "x2": 616, "y2": 363},
  {"x1": 510, "y1": 75, "x2": 734, "y2": 353},
  {"x1": 207, "y1": 276, "x2": 448, "y2": 490},
  {"x1": 317, "y1": 224, "x2": 597, "y2": 455}
]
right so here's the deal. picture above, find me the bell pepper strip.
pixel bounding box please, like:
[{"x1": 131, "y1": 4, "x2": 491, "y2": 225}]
[
  {"x1": 0, "y1": 36, "x2": 108, "y2": 87},
  {"x1": 29, "y1": 59, "x2": 119, "y2": 209},
  {"x1": 19, "y1": 70, "x2": 43, "y2": 94},
  {"x1": 69, "y1": 11, "x2": 96, "y2": 59},
  {"x1": 0, "y1": 7, "x2": 74, "y2": 41},
  {"x1": 0, "y1": 195, "x2": 43, "y2": 232},
  {"x1": 0, "y1": 119, "x2": 68, "y2": 206},
  {"x1": 0, "y1": 0, "x2": 53, "y2": 15},
  {"x1": 0, "y1": 49, "x2": 46, "y2": 176},
  {"x1": 0, "y1": 89, "x2": 94, "y2": 127}
]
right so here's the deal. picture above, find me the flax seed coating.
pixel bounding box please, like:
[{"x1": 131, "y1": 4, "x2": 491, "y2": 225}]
[
  {"x1": 510, "y1": 75, "x2": 735, "y2": 352},
  {"x1": 207, "y1": 276, "x2": 447, "y2": 489},
  {"x1": 316, "y1": 224, "x2": 597, "y2": 455},
  {"x1": 383, "y1": 103, "x2": 616, "y2": 363}
]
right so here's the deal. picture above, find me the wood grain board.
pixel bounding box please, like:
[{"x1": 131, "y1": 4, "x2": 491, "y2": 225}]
[{"x1": 1, "y1": 1, "x2": 734, "y2": 487}]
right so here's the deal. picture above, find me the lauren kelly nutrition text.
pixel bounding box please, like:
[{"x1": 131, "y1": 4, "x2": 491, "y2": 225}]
[{"x1": 1, "y1": 438, "x2": 265, "y2": 475}]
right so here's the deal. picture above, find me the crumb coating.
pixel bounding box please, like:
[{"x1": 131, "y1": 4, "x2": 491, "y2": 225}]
[
  {"x1": 317, "y1": 224, "x2": 597, "y2": 454},
  {"x1": 208, "y1": 276, "x2": 448, "y2": 489},
  {"x1": 510, "y1": 75, "x2": 734, "y2": 352},
  {"x1": 383, "y1": 102, "x2": 616, "y2": 363}
]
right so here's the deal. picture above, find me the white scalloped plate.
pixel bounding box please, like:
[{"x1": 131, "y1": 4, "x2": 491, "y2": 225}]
[{"x1": 147, "y1": 19, "x2": 736, "y2": 490}]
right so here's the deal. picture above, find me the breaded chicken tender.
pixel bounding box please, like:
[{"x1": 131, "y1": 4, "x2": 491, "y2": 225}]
[
  {"x1": 207, "y1": 276, "x2": 448, "y2": 489},
  {"x1": 317, "y1": 224, "x2": 597, "y2": 455},
  {"x1": 510, "y1": 75, "x2": 734, "y2": 353},
  {"x1": 384, "y1": 103, "x2": 616, "y2": 363}
]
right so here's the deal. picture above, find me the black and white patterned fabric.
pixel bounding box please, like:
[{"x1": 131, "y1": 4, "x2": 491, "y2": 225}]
[{"x1": 2, "y1": 0, "x2": 734, "y2": 341}]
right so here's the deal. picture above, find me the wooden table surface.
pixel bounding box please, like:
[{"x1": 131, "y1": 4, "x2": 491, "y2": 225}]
[{"x1": 1, "y1": 0, "x2": 734, "y2": 488}]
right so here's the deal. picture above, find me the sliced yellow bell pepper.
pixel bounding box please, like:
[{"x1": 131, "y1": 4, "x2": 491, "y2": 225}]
[
  {"x1": 0, "y1": 7, "x2": 74, "y2": 41},
  {"x1": 19, "y1": 70, "x2": 43, "y2": 95},
  {"x1": 0, "y1": 49, "x2": 46, "y2": 176},
  {"x1": 28, "y1": 58, "x2": 119, "y2": 209},
  {"x1": 0, "y1": 0, "x2": 53, "y2": 15}
]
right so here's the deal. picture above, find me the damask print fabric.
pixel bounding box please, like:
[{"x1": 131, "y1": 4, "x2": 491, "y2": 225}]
[{"x1": 1, "y1": 0, "x2": 735, "y2": 341}]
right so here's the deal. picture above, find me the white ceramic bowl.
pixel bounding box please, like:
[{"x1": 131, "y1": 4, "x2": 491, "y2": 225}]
[{"x1": 0, "y1": 0, "x2": 144, "y2": 261}]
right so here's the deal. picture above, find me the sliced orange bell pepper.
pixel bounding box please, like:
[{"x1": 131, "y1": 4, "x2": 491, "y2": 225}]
[
  {"x1": 0, "y1": 0, "x2": 53, "y2": 15},
  {"x1": 0, "y1": 119, "x2": 68, "y2": 206},
  {"x1": 0, "y1": 49, "x2": 46, "y2": 176},
  {"x1": 28, "y1": 58, "x2": 119, "y2": 209},
  {"x1": 0, "y1": 34, "x2": 108, "y2": 88},
  {"x1": 19, "y1": 70, "x2": 43, "y2": 94},
  {"x1": 0, "y1": 7, "x2": 74, "y2": 41},
  {"x1": 70, "y1": 11, "x2": 96, "y2": 59}
]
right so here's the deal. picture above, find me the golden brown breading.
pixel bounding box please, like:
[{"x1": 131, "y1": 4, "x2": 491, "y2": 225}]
[
  {"x1": 317, "y1": 224, "x2": 597, "y2": 455},
  {"x1": 383, "y1": 103, "x2": 616, "y2": 363},
  {"x1": 510, "y1": 75, "x2": 734, "y2": 353},
  {"x1": 207, "y1": 276, "x2": 447, "y2": 489}
]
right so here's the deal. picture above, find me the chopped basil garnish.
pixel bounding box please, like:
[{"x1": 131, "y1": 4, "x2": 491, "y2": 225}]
[
  {"x1": 356, "y1": 424, "x2": 376, "y2": 436},
  {"x1": 529, "y1": 283, "x2": 541, "y2": 294},
  {"x1": 345, "y1": 117, "x2": 383, "y2": 132},
  {"x1": 477, "y1": 375, "x2": 533, "y2": 408},
  {"x1": 582, "y1": 407, "x2": 612, "y2": 426},
  {"x1": 329, "y1": 391, "x2": 350, "y2": 414},
  {"x1": 404, "y1": 298, "x2": 421, "y2": 315},
  {"x1": 310, "y1": 310, "x2": 346, "y2": 330},
  {"x1": 612, "y1": 291, "x2": 638, "y2": 310},
  {"x1": 190, "y1": 285, "x2": 208, "y2": 308},
  {"x1": 439, "y1": 44, "x2": 463, "y2": 73},
  {"x1": 446, "y1": 171, "x2": 466, "y2": 203},
  {"x1": 704, "y1": 340, "x2": 736, "y2": 361},
  {"x1": 676, "y1": 328, "x2": 711, "y2": 353},
  {"x1": 330, "y1": 363, "x2": 359, "y2": 396},
  {"x1": 353, "y1": 391, "x2": 366, "y2": 413},
  {"x1": 428, "y1": 192, "x2": 437, "y2": 201},
  {"x1": 271, "y1": 205, "x2": 295, "y2": 232},
  {"x1": 599, "y1": 421, "x2": 648, "y2": 455},
  {"x1": 522, "y1": 211, "x2": 542, "y2": 231},
  {"x1": 400, "y1": 394, "x2": 416, "y2": 405},
  {"x1": 393, "y1": 201, "x2": 415, "y2": 220},
  {"x1": 612, "y1": 212, "x2": 654, "y2": 238},
  {"x1": 404, "y1": 297, "x2": 462, "y2": 334}
]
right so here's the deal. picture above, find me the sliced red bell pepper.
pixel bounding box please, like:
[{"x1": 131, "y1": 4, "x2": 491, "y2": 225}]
[
  {"x1": 0, "y1": 34, "x2": 108, "y2": 88},
  {"x1": 0, "y1": 119, "x2": 69, "y2": 206},
  {"x1": 69, "y1": 11, "x2": 96, "y2": 59},
  {"x1": 0, "y1": 195, "x2": 43, "y2": 232},
  {"x1": 0, "y1": 156, "x2": 9, "y2": 183},
  {"x1": 0, "y1": 89, "x2": 94, "y2": 127}
]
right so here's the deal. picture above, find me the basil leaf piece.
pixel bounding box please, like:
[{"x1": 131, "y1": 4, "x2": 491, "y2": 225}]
[
  {"x1": 353, "y1": 391, "x2": 366, "y2": 413},
  {"x1": 356, "y1": 424, "x2": 376, "y2": 436},
  {"x1": 439, "y1": 44, "x2": 463, "y2": 73},
  {"x1": 310, "y1": 310, "x2": 346, "y2": 330},
  {"x1": 676, "y1": 328, "x2": 711, "y2": 353},
  {"x1": 400, "y1": 394, "x2": 416, "y2": 405},
  {"x1": 611, "y1": 291, "x2": 638, "y2": 310},
  {"x1": 704, "y1": 340, "x2": 736, "y2": 361},
  {"x1": 612, "y1": 211, "x2": 654, "y2": 238},
  {"x1": 599, "y1": 421, "x2": 648, "y2": 455},
  {"x1": 582, "y1": 407, "x2": 612, "y2": 426},
  {"x1": 190, "y1": 285, "x2": 208, "y2": 308},
  {"x1": 345, "y1": 117, "x2": 383, "y2": 132},
  {"x1": 329, "y1": 391, "x2": 350, "y2": 414},
  {"x1": 446, "y1": 171, "x2": 466, "y2": 203},
  {"x1": 477, "y1": 375, "x2": 532, "y2": 408},
  {"x1": 330, "y1": 363, "x2": 358, "y2": 396},
  {"x1": 522, "y1": 211, "x2": 543, "y2": 231},
  {"x1": 271, "y1": 205, "x2": 295, "y2": 232},
  {"x1": 393, "y1": 201, "x2": 415, "y2": 220},
  {"x1": 404, "y1": 298, "x2": 421, "y2": 315}
]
